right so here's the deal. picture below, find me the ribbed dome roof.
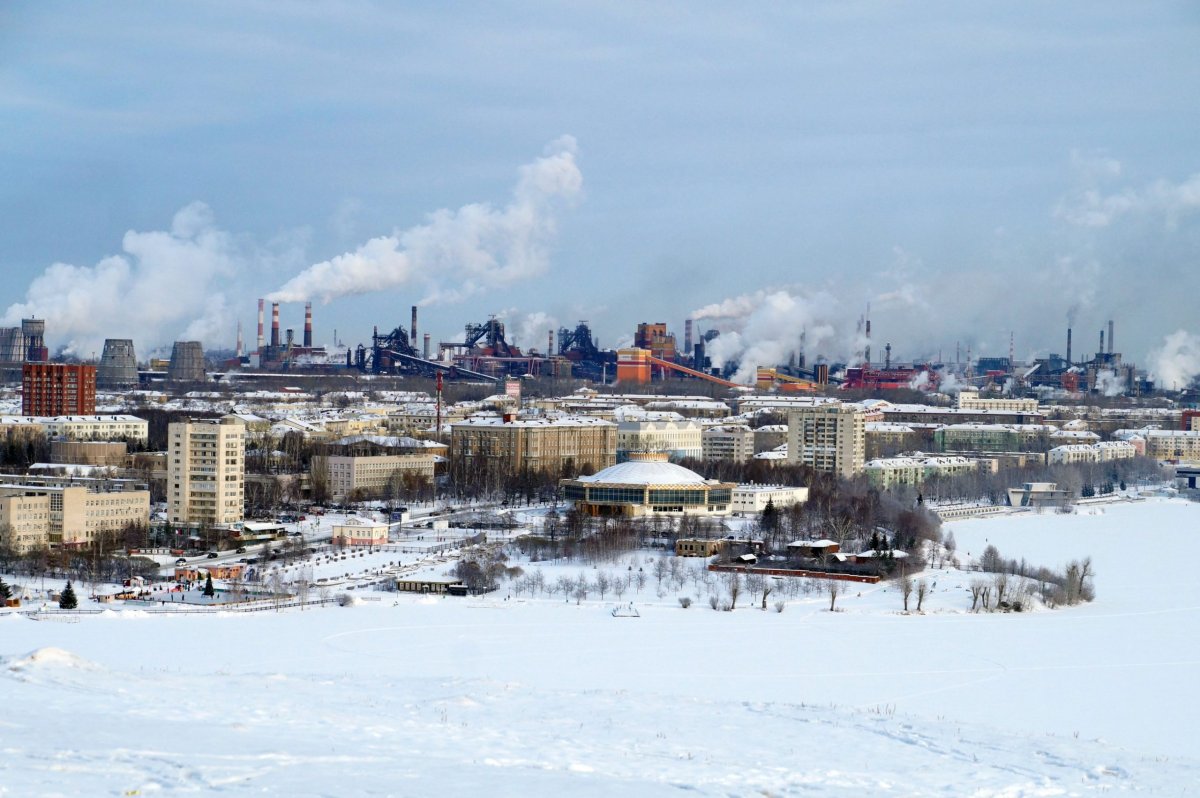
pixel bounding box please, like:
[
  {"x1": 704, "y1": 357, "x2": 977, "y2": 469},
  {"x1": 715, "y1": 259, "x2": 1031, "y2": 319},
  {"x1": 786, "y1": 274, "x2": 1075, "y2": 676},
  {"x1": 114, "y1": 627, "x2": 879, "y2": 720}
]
[{"x1": 576, "y1": 459, "x2": 708, "y2": 486}]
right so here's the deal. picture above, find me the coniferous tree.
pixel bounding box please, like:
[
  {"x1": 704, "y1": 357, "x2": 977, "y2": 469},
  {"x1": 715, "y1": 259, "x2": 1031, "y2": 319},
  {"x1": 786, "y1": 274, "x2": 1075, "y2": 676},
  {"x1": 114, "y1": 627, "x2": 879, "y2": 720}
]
[
  {"x1": 59, "y1": 581, "x2": 78, "y2": 610},
  {"x1": 203, "y1": 574, "x2": 215, "y2": 597},
  {"x1": 0, "y1": 576, "x2": 11, "y2": 601}
]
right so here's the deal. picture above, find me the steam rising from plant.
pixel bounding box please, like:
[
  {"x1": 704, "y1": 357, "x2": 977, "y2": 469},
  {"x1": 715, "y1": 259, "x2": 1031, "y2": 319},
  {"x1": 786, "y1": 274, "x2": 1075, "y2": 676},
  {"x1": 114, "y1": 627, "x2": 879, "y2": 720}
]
[
  {"x1": 268, "y1": 137, "x2": 582, "y2": 306},
  {"x1": 1150, "y1": 330, "x2": 1200, "y2": 391},
  {"x1": 0, "y1": 203, "x2": 245, "y2": 358}
]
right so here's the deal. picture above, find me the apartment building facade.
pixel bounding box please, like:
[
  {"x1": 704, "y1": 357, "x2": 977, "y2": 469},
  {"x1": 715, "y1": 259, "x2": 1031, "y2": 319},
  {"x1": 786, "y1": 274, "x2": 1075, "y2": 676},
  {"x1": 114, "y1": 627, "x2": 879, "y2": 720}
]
[
  {"x1": 786, "y1": 403, "x2": 866, "y2": 479},
  {"x1": 168, "y1": 416, "x2": 245, "y2": 527}
]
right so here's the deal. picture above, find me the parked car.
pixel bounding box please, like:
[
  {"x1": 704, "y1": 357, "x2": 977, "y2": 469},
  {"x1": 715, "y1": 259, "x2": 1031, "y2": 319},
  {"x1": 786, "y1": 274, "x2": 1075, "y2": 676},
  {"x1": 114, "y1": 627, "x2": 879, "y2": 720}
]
[
  {"x1": 206, "y1": 552, "x2": 219, "y2": 559},
  {"x1": 236, "y1": 546, "x2": 247, "y2": 554},
  {"x1": 175, "y1": 557, "x2": 187, "y2": 565}
]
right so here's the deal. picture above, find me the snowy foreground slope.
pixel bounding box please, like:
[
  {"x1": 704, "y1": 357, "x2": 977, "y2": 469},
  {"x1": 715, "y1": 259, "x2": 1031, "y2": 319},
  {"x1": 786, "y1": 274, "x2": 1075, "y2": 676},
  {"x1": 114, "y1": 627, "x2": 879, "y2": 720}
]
[{"x1": 3, "y1": 498, "x2": 1200, "y2": 796}]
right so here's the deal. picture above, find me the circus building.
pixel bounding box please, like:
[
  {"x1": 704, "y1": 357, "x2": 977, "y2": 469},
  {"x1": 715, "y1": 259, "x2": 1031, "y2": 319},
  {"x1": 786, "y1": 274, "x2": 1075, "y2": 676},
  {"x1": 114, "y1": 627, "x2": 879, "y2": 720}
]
[{"x1": 560, "y1": 452, "x2": 735, "y2": 518}]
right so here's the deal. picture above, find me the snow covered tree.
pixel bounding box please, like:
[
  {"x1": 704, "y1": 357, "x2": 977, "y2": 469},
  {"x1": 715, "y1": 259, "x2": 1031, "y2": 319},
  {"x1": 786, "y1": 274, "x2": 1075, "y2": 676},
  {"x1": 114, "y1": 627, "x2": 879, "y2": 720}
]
[
  {"x1": 59, "y1": 581, "x2": 78, "y2": 610},
  {"x1": 0, "y1": 576, "x2": 11, "y2": 601}
]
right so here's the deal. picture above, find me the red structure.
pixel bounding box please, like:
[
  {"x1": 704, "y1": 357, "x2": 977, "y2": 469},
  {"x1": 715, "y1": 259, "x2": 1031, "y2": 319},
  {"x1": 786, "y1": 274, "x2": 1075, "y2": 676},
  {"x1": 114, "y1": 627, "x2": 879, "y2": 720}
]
[
  {"x1": 22, "y1": 363, "x2": 96, "y2": 416},
  {"x1": 841, "y1": 365, "x2": 936, "y2": 391}
]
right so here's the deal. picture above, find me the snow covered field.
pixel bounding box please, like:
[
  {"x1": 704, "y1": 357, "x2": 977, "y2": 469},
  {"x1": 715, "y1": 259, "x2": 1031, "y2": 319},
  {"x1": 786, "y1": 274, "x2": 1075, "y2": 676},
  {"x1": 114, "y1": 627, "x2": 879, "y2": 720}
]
[{"x1": 3, "y1": 498, "x2": 1199, "y2": 795}]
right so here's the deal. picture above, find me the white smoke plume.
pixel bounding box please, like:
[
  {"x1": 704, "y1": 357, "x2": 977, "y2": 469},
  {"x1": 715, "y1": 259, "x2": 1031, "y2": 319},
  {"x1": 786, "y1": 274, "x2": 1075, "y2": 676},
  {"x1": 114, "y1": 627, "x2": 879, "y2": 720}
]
[
  {"x1": 1, "y1": 202, "x2": 241, "y2": 358},
  {"x1": 268, "y1": 137, "x2": 583, "y2": 306},
  {"x1": 496, "y1": 308, "x2": 560, "y2": 353},
  {"x1": 1056, "y1": 169, "x2": 1200, "y2": 229},
  {"x1": 1093, "y1": 369, "x2": 1125, "y2": 397},
  {"x1": 909, "y1": 370, "x2": 931, "y2": 391},
  {"x1": 1150, "y1": 330, "x2": 1200, "y2": 391},
  {"x1": 691, "y1": 288, "x2": 839, "y2": 384}
]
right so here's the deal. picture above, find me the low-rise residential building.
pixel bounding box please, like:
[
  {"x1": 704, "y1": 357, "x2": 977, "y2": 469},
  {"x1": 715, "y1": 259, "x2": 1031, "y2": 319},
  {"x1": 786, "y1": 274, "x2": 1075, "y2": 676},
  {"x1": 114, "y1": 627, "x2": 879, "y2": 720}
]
[
  {"x1": 1142, "y1": 430, "x2": 1200, "y2": 462},
  {"x1": 0, "y1": 474, "x2": 150, "y2": 552},
  {"x1": 4, "y1": 414, "x2": 149, "y2": 443},
  {"x1": 702, "y1": 424, "x2": 755, "y2": 462},
  {"x1": 617, "y1": 412, "x2": 702, "y2": 461},
  {"x1": 730, "y1": 484, "x2": 809, "y2": 513},
  {"x1": 451, "y1": 414, "x2": 616, "y2": 475},
  {"x1": 315, "y1": 453, "x2": 437, "y2": 502},
  {"x1": 863, "y1": 453, "x2": 977, "y2": 489},
  {"x1": 331, "y1": 516, "x2": 390, "y2": 547},
  {"x1": 1047, "y1": 440, "x2": 1137, "y2": 465},
  {"x1": 752, "y1": 424, "x2": 788, "y2": 454}
]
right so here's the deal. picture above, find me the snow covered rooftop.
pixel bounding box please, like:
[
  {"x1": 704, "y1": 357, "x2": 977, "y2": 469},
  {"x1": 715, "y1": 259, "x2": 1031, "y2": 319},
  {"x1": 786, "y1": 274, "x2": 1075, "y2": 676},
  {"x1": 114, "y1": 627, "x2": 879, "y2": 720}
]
[{"x1": 576, "y1": 459, "x2": 711, "y2": 486}]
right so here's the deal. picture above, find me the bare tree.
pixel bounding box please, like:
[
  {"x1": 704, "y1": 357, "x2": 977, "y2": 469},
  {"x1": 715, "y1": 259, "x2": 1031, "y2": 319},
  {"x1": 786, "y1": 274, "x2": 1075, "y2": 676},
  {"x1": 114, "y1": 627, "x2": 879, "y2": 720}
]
[
  {"x1": 827, "y1": 578, "x2": 841, "y2": 611},
  {"x1": 900, "y1": 575, "x2": 913, "y2": 612},
  {"x1": 594, "y1": 570, "x2": 610, "y2": 600},
  {"x1": 969, "y1": 579, "x2": 986, "y2": 612},
  {"x1": 992, "y1": 572, "x2": 1009, "y2": 607},
  {"x1": 916, "y1": 579, "x2": 928, "y2": 612},
  {"x1": 727, "y1": 571, "x2": 741, "y2": 610}
]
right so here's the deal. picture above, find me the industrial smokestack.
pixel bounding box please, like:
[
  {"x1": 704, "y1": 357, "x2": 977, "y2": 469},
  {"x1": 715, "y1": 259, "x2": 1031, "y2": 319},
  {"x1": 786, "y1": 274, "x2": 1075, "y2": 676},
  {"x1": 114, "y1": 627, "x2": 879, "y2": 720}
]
[
  {"x1": 864, "y1": 319, "x2": 871, "y2": 365},
  {"x1": 548, "y1": 329, "x2": 555, "y2": 356},
  {"x1": 684, "y1": 319, "x2": 693, "y2": 357},
  {"x1": 423, "y1": 333, "x2": 431, "y2": 359},
  {"x1": 1100, "y1": 329, "x2": 1105, "y2": 356},
  {"x1": 1066, "y1": 328, "x2": 1072, "y2": 367},
  {"x1": 257, "y1": 299, "x2": 265, "y2": 352},
  {"x1": 271, "y1": 302, "x2": 280, "y2": 348},
  {"x1": 1108, "y1": 319, "x2": 1114, "y2": 355},
  {"x1": 304, "y1": 302, "x2": 313, "y2": 348},
  {"x1": 236, "y1": 320, "x2": 243, "y2": 358},
  {"x1": 411, "y1": 305, "x2": 418, "y2": 346}
]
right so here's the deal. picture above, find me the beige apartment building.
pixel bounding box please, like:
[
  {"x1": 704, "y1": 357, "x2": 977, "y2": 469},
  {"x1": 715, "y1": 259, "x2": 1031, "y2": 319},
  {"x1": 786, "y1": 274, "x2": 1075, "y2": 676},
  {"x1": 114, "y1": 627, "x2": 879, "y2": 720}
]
[
  {"x1": 786, "y1": 403, "x2": 866, "y2": 479},
  {"x1": 702, "y1": 425, "x2": 755, "y2": 462},
  {"x1": 1143, "y1": 430, "x2": 1200, "y2": 462},
  {"x1": 40, "y1": 415, "x2": 149, "y2": 443},
  {"x1": 168, "y1": 416, "x2": 245, "y2": 527},
  {"x1": 450, "y1": 415, "x2": 616, "y2": 475},
  {"x1": 315, "y1": 453, "x2": 437, "y2": 502},
  {"x1": 0, "y1": 476, "x2": 150, "y2": 552},
  {"x1": 617, "y1": 415, "x2": 703, "y2": 460}
]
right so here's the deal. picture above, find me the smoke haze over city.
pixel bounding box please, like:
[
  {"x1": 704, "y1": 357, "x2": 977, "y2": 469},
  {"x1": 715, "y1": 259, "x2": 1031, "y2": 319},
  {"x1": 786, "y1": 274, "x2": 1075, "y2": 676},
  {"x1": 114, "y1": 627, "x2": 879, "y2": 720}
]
[{"x1": 2, "y1": 3, "x2": 1199, "y2": 383}]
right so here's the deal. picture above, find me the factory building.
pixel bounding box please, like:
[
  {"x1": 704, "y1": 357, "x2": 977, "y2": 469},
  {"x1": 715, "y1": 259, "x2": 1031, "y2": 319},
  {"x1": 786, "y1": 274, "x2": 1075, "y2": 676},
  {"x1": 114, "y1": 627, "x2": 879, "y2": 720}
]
[
  {"x1": 0, "y1": 475, "x2": 150, "y2": 552},
  {"x1": 560, "y1": 452, "x2": 735, "y2": 518},
  {"x1": 168, "y1": 416, "x2": 246, "y2": 527},
  {"x1": 22, "y1": 363, "x2": 96, "y2": 416},
  {"x1": 450, "y1": 414, "x2": 616, "y2": 476},
  {"x1": 786, "y1": 403, "x2": 867, "y2": 479}
]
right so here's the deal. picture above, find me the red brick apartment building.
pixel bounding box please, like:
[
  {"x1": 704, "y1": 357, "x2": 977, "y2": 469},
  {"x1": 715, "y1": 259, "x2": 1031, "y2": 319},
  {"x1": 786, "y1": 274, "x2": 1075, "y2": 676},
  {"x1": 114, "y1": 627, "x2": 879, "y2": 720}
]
[{"x1": 22, "y1": 363, "x2": 96, "y2": 416}]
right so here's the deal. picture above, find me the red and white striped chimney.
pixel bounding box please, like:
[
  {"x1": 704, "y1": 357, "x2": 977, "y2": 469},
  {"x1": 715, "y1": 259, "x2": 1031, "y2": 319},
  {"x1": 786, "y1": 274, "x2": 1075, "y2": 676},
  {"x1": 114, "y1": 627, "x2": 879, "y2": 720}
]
[
  {"x1": 304, "y1": 302, "x2": 313, "y2": 348},
  {"x1": 256, "y1": 298, "x2": 265, "y2": 353},
  {"x1": 271, "y1": 302, "x2": 281, "y2": 348}
]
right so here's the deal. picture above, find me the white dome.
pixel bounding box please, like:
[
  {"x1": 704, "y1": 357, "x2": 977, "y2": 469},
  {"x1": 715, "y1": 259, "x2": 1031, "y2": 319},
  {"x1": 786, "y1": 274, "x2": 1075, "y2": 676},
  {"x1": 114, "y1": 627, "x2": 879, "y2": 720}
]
[{"x1": 577, "y1": 460, "x2": 708, "y2": 486}]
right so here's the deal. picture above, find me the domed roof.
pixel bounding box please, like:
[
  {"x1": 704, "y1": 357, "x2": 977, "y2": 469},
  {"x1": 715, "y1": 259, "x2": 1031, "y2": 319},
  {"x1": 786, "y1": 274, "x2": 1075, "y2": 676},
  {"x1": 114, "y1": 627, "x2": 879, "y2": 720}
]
[{"x1": 576, "y1": 459, "x2": 709, "y2": 486}]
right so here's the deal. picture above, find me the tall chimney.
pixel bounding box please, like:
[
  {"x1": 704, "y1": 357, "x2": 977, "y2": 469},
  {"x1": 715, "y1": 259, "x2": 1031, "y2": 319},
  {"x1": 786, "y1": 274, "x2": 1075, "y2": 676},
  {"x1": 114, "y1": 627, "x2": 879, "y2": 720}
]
[
  {"x1": 271, "y1": 302, "x2": 280, "y2": 348},
  {"x1": 864, "y1": 319, "x2": 872, "y2": 365},
  {"x1": 256, "y1": 299, "x2": 265, "y2": 352},
  {"x1": 411, "y1": 305, "x2": 418, "y2": 346},
  {"x1": 423, "y1": 333, "x2": 431, "y2": 359},
  {"x1": 1066, "y1": 328, "x2": 1072, "y2": 367},
  {"x1": 236, "y1": 320, "x2": 243, "y2": 357},
  {"x1": 1108, "y1": 319, "x2": 1114, "y2": 355},
  {"x1": 1100, "y1": 329, "x2": 1105, "y2": 356},
  {"x1": 304, "y1": 302, "x2": 313, "y2": 348},
  {"x1": 549, "y1": 329, "x2": 555, "y2": 356},
  {"x1": 684, "y1": 319, "x2": 693, "y2": 357}
]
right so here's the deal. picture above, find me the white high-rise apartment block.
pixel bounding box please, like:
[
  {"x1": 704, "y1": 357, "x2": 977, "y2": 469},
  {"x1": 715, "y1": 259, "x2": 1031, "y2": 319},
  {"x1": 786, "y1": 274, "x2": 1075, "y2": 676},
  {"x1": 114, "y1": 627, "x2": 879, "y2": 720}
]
[
  {"x1": 786, "y1": 403, "x2": 866, "y2": 479},
  {"x1": 169, "y1": 416, "x2": 245, "y2": 526}
]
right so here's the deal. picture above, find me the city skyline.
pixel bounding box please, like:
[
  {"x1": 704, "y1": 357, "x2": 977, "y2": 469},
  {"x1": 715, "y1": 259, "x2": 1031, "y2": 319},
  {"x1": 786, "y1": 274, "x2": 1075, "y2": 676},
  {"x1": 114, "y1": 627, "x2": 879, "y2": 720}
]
[{"x1": 2, "y1": 3, "x2": 1199, "y2": 383}]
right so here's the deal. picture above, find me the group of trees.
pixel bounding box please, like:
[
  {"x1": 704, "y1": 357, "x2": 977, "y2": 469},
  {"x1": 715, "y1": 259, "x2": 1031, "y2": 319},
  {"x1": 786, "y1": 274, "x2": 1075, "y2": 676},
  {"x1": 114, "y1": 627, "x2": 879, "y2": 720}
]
[{"x1": 970, "y1": 543, "x2": 1095, "y2": 611}]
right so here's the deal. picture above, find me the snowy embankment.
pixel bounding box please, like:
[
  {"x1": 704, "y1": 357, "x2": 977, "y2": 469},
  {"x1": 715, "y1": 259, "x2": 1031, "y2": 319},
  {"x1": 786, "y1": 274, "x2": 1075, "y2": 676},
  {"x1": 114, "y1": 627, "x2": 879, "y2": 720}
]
[{"x1": 1, "y1": 498, "x2": 1199, "y2": 795}]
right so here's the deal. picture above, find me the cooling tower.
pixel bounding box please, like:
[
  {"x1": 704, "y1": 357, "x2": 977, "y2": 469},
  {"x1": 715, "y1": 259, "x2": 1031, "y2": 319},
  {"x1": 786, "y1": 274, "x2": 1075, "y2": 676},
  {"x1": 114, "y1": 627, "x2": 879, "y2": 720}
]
[
  {"x1": 97, "y1": 339, "x2": 138, "y2": 388},
  {"x1": 167, "y1": 341, "x2": 206, "y2": 382}
]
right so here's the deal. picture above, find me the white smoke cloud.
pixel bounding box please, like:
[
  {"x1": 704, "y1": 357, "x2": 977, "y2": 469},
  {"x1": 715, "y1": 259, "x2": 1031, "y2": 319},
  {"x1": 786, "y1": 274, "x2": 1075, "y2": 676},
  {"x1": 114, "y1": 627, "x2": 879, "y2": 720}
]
[
  {"x1": 496, "y1": 308, "x2": 560, "y2": 353},
  {"x1": 268, "y1": 136, "x2": 583, "y2": 305},
  {"x1": 1094, "y1": 369, "x2": 1125, "y2": 397},
  {"x1": 1, "y1": 202, "x2": 241, "y2": 358},
  {"x1": 1150, "y1": 330, "x2": 1200, "y2": 391},
  {"x1": 1056, "y1": 170, "x2": 1200, "y2": 229},
  {"x1": 690, "y1": 287, "x2": 840, "y2": 384}
]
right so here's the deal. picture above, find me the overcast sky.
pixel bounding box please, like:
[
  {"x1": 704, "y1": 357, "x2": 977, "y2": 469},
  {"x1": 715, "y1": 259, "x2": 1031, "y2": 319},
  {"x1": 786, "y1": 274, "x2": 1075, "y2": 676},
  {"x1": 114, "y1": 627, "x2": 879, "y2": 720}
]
[{"x1": 2, "y1": 2, "x2": 1199, "y2": 379}]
